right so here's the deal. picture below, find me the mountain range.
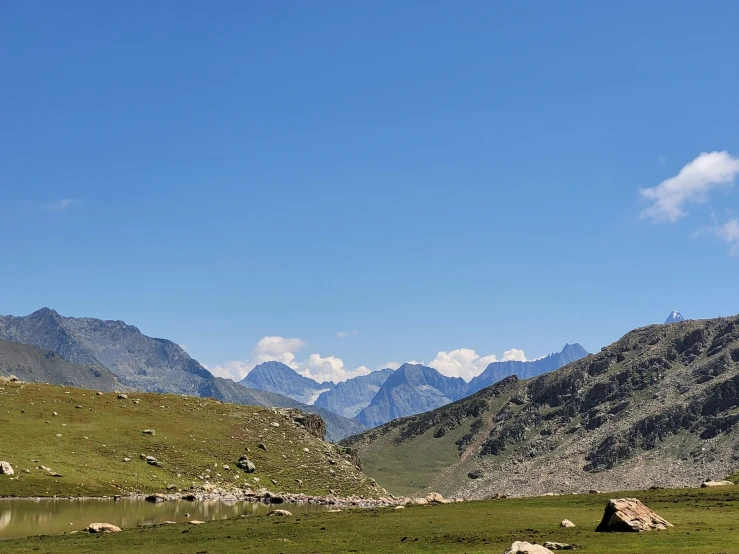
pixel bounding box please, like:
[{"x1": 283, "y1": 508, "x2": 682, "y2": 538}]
[
  {"x1": 0, "y1": 307, "x2": 589, "y2": 437},
  {"x1": 314, "y1": 368, "x2": 395, "y2": 418},
  {"x1": 465, "y1": 343, "x2": 589, "y2": 396},
  {"x1": 342, "y1": 314, "x2": 739, "y2": 498},
  {"x1": 241, "y1": 361, "x2": 332, "y2": 404},
  {"x1": 0, "y1": 308, "x2": 364, "y2": 441}
]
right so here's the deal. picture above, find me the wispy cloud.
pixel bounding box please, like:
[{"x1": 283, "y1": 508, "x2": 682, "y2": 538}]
[
  {"x1": 640, "y1": 151, "x2": 739, "y2": 223},
  {"x1": 41, "y1": 198, "x2": 78, "y2": 213},
  {"x1": 695, "y1": 218, "x2": 739, "y2": 255},
  {"x1": 337, "y1": 330, "x2": 359, "y2": 338}
]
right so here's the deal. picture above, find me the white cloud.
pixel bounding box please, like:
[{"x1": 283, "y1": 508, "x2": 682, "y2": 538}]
[
  {"x1": 179, "y1": 344, "x2": 189, "y2": 352},
  {"x1": 42, "y1": 198, "x2": 78, "y2": 213},
  {"x1": 208, "y1": 336, "x2": 371, "y2": 384},
  {"x1": 697, "y1": 218, "x2": 739, "y2": 255},
  {"x1": 429, "y1": 349, "x2": 498, "y2": 381},
  {"x1": 208, "y1": 336, "x2": 306, "y2": 381},
  {"x1": 337, "y1": 330, "x2": 359, "y2": 338},
  {"x1": 640, "y1": 151, "x2": 739, "y2": 223},
  {"x1": 381, "y1": 362, "x2": 401, "y2": 370},
  {"x1": 299, "y1": 353, "x2": 371, "y2": 384},
  {"x1": 501, "y1": 348, "x2": 527, "y2": 362}
]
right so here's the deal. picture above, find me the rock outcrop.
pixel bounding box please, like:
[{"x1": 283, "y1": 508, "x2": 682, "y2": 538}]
[{"x1": 595, "y1": 498, "x2": 673, "y2": 532}]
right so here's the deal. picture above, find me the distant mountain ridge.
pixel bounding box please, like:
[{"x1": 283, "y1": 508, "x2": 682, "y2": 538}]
[
  {"x1": 465, "y1": 343, "x2": 589, "y2": 396},
  {"x1": 0, "y1": 337, "x2": 125, "y2": 391},
  {"x1": 315, "y1": 368, "x2": 395, "y2": 418},
  {"x1": 240, "y1": 361, "x2": 330, "y2": 405},
  {"x1": 355, "y1": 363, "x2": 467, "y2": 428},
  {"x1": 0, "y1": 308, "x2": 364, "y2": 441}
]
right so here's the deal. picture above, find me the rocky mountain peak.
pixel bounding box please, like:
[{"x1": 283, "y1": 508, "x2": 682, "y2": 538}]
[{"x1": 665, "y1": 310, "x2": 686, "y2": 324}]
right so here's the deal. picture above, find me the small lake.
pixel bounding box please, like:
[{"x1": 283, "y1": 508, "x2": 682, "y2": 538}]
[{"x1": 0, "y1": 498, "x2": 332, "y2": 539}]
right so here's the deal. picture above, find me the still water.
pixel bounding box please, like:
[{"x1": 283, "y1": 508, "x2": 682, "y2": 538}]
[{"x1": 0, "y1": 498, "x2": 332, "y2": 539}]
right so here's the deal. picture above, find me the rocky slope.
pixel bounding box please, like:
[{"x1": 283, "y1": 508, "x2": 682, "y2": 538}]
[
  {"x1": 465, "y1": 343, "x2": 589, "y2": 396},
  {"x1": 0, "y1": 338, "x2": 124, "y2": 391},
  {"x1": 315, "y1": 368, "x2": 395, "y2": 418},
  {"x1": 343, "y1": 315, "x2": 739, "y2": 498},
  {"x1": 355, "y1": 364, "x2": 467, "y2": 428},
  {"x1": 0, "y1": 379, "x2": 381, "y2": 499},
  {"x1": 240, "y1": 361, "x2": 331, "y2": 405},
  {"x1": 0, "y1": 309, "x2": 364, "y2": 441}
]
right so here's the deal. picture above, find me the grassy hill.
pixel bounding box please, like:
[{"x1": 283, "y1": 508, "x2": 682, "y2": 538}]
[
  {"x1": 343, "y1": 315, "x2": 739, "y2": 498},
  {"x1": 0, "y1": 378, "x2": 380, "y2": 498},
  {"x1": 3, "y1": 486, "x2": 739, "y2": 553}
]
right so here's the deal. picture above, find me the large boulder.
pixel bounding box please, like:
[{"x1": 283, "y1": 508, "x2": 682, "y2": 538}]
[
  {"x1": 88, "y1": 523, "x2": 122, "y2": 533},
  {"x1": 504, "y1": 542, "x2": 554, "y2": 554},
  {"x1": 595, "y1": 498, "x2": 673, "y2": 532},
  {"x1": 0, "y1": 461, "x2": 14, "y2": 475}
]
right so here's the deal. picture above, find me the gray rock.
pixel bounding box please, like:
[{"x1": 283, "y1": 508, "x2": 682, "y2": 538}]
[
  {"x1": 267, "y1": 509, "x2": 292, "y2": 516},
  {"x1": 0, "y1": 461, "x2": 14, "y2": 475}
]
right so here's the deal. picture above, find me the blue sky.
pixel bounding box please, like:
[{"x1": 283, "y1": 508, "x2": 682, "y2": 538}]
[{"x1": 2, "y1": 1, "x2": 738, "y2": 383}]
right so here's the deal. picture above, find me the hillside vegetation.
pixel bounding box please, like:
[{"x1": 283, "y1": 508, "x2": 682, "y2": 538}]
[
  {"x1": 3, "y1": 487, "x2": 739, "y2": 553},
  {"x1": 344, "y1": 315, "x2": 739, "y2": 498},
  {"x1": 0, "y1": 379, "x2": 380, "y2": 498}
]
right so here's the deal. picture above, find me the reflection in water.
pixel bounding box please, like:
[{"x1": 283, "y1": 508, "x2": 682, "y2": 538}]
[{"x1": 0, "y1": 498, "x2": 331, "y2": 540}]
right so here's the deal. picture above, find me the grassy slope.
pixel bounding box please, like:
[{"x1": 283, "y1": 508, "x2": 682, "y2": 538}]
[
  {"x1": 4, "y1": 487, "x2": 739, "y2": 553},
  {"x1": 0, "y1": 379, "x2": 379, "y2": 498}
]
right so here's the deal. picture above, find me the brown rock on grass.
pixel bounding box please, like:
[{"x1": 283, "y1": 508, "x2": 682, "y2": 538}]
[{"x1": 595, "y1": 498, "x2": 673, "y2": 532}]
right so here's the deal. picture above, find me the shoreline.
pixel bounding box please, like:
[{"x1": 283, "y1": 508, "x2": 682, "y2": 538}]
[{"x1": 0, "y1": 489, "x2": 411, "y2": 508}]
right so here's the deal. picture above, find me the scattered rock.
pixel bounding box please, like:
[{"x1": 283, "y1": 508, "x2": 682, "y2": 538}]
[
  {"x1": 701, "y1": 480, "x2": 733, "y2": 487},
  {"x1": 166, "y1": 484, "x2": 178, "y2": 491},
  {"x1": 267, "y1": 509, "x2": 293, "y2": 516},
  {"x1": 425, "y1": 492, "x2": 447, "y2": 504},
  {"x1": 505, "y1": 541, "x2": 554, "y2": 554},
  {"x1": 236, "y1": 455, "x2": 256, "y2": 473},
  {"x1": 123, "y1": 457, "x2": 131, "y2": 462},
  {"x1": 8, "y1": 375, "x2": 19, "y2": 382},
  {"x1": 270, "y1": 422, "x2": 280, "y2": 428},
  {"x1": 543, "y1": 542, "x2": 574, "y2": 551},
  {"x1": 0, "y1": 461, "x2": 14, "y2": 476},
  {"x1": 96, "y1": 392, "x2": 104, "y2": 396},
  {"x1": 142, "y1": 429, "x2": 156, "y2": 436},
  {"x1": 88, "y1": 523, "x2": 122, "y2": 533},
  {"x1": 560, "y1": 519, "x2": 576, "y2": 528},
  {"x1": 163, "y1": 521, "x2": 176, "y2": 524},
  {"x1": 303, "y1": 448, "x2": 310, "y2": 453},
  {"x1": 258, "y1": 443, "x2": 268, "y2": 451},
  {"x1": 145, "y1": 494, "x2": 167, "y2": 503},
  {"x1": 52, "y1": 411, "x2": 58, "y2": 416},
  {"x1": 189, "y1": 520, "x2": 205, "y2": 525},
  {"x1": 117, "y1": 393, "x2": 128, "y2": 399},
  {"x1": 394, "y1": 506, "x2": 405, "y2": 510},
  {"x1": 595, "y1": 498, "x2": 673, "y2": 532},
  {"x1": 327, "y1": 509, "x2": 342, "y2": 513}
]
